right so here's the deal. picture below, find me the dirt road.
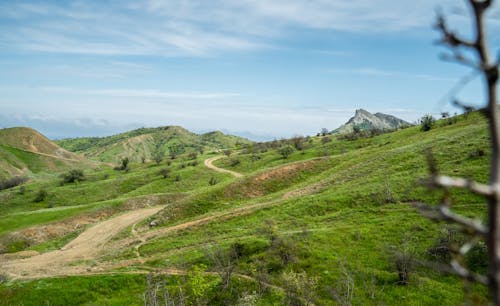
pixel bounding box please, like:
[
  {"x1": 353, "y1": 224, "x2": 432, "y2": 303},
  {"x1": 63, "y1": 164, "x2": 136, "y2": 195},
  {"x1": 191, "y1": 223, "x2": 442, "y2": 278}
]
[
  {"x1": 1, "y1": 206, "x2": 164, "y2": 279},
  {"x1": 204, "y1": 156, "x2": 243, "y2": 178}
]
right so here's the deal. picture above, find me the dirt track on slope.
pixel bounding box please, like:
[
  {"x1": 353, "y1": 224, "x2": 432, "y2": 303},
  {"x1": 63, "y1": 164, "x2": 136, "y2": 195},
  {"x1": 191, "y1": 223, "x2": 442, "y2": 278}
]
[
  {"x1": 1, "y1": 157, "x2": 332, "y2": 280},
  {"x1": 204, "y1": 156, "x2": 243, "y2": 178},
  {"x1": 0, "y1": 206, "x2": 164, "y2": 279}
]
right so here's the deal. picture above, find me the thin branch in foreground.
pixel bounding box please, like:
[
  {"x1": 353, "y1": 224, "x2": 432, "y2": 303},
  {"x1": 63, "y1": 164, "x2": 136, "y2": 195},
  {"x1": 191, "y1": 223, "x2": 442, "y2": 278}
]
[
  {"x1": 416, "y1": 259, "x2": 489, "y2": 286},
  {"x1": 412, "y1": 202, "x2": 488, "y2": 235},
  {"x1": 450, "y1": 259, "x2": 489, "y2": 285},
  {"x1": 435, "y1": 15, "x2": 477, "y2": 48},
  {"x1": 430, "y1": 175, "x2": 492, "y2": 196}
]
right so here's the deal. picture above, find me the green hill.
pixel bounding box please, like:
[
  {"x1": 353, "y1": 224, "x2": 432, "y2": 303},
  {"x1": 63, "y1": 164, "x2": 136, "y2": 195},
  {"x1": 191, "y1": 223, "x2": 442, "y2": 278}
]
[
  {"x1": 56, "y1": 126, "x2": 252, "y2": 164},
  {"x1": 0, "y1": 113, "x2": 490, "y2": 305},
  {"x1": 0, "y1": 127, "x2": 89, "y2": 180}
]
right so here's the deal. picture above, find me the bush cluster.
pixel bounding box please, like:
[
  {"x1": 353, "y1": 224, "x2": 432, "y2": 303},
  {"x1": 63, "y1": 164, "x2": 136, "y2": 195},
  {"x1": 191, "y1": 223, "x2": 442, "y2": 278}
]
[
  {"x1": 60, "y1": 169, "x2": 85, "y2": 184},
  {"x1": 0, "y1": 176, "x2": 27, "y2": 191}
]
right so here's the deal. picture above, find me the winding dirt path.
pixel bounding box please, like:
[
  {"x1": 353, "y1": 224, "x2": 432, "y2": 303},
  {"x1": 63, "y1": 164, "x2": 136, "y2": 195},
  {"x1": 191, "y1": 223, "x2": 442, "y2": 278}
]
[
  {"x1": 204, "y1": 156, "x2": 243, "y2": 178},
  {"x1": 2, "y1": 157, "x2": 330, "y2": 280},
  {"x1": 1, "y1": 206, "x2": 164, "y2": 279}
]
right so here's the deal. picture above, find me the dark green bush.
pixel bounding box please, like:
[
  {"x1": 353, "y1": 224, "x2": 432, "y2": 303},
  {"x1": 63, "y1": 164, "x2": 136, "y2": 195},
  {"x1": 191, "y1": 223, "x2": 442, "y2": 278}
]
[
  {"x1": 420, "y1": 114, "x2": 435, "y2": 132},
  {"x1": 60, "y1": 169, "x2": 85, "y2": 184},
  {"x1": 33, "y1": 189, "x2": 48, "y2": 202},
  {"x1": 0, "y1": 176, "x2": 27, "y2": 191}
]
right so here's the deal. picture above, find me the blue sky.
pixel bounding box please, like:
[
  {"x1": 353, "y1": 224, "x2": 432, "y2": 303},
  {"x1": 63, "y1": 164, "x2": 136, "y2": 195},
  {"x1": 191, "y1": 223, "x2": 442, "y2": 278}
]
[{"x1": 0, "y1": 0, "x2": 499, "y2": 140}]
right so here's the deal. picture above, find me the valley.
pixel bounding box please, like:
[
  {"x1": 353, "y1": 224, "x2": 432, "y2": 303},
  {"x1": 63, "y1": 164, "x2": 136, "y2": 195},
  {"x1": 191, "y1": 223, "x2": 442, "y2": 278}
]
[{"x1": 0, "y1": 112, "x2": 490, "y2": 305}]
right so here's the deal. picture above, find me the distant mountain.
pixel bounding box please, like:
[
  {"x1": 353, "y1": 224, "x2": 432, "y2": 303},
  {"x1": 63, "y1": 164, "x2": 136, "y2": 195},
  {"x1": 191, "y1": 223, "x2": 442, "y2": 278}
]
[
  {"x1": 56, "y1": 126, "x2": 252, "y2": 163},
  {"x1": 0, "y1": 127, "x2": 87, "y2": 179},
  {"x1": 333, "y1": 109, "x2": 411, "y2": 134}
]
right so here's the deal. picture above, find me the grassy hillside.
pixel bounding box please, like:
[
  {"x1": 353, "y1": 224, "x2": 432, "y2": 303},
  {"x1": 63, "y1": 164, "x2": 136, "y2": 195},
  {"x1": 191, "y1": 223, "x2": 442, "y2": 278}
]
[
  {"x1": 0, "y1": 113, "x2": 490, "y2": 305},
  {"x1": 56, "y1": 126, "x2": 252, "y2": 164},
  {"x1": 0, "y1": 127, "x2": 91, "y2": 180}
]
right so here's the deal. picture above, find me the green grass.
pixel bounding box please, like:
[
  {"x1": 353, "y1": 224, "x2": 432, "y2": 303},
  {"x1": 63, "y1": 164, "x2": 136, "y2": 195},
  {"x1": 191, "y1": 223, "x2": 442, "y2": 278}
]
[{"x1": 0, "y1": 112, "x2": 492, "y2": 305}]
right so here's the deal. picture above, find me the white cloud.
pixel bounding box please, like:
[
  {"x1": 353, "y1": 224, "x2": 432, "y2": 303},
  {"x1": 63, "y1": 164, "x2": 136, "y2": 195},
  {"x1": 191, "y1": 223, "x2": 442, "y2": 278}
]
[
  {"x1": 39, "y1": 87, "x2": 241, "y2": 99},
  {"x1": 2, "y1": 0, "x2": 491, "y2": 56},
  {"x1": 329, "y1": 67, "x2": 455, "y2": 82}
]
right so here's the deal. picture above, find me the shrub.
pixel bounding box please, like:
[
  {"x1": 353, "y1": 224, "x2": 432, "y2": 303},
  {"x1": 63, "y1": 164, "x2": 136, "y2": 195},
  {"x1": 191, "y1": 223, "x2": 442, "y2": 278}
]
[
  {"x1": 250, "y1": 154, "x2": 261, "y2": 162},
  {"x1": 467, "y1": 241, "x2": 488, "y2": 274},
  {"x1": 420, "y1": 114, "x2": 435, "y2": 132},
  {"x1": 33, "y1": 189, "x2": 48, "y2": 202},
  {"x1": 278, "y1": 145, "x2": 294, "y2": 159},
  {"x1": 427, "y1": 226, "x2": 462, "y2": 263},
  {"x1": 0, "y1": 176, "x2": 27, "y2": 191},
  {"x1": 60, "y1": 169, "x2": 85, "y2": 184},
  {"x1": 321, "y1": 136, "x2": 332, "y2": 144},
  {"x1": 391, "y1": 241, "x2": 415, "y2": 286},
  {"x1": 0, "y1": 273, "x2": 8, "y2": 284},
  {"x1": 291, "y1": 136, "x2": 306, "y2": 150},
  {"x1": 209, "y1": 177, "x2": 218, "y2": 186},
  {"x1": 188, "y1": 152, "x2": 198, "y2": 160},
  {"x1": 230, "y1": 159, "x2": 241, "y2": 167},
  {"x1": 158, "y1": 168, "x2": 170, "y2": 179},
  {"x1": 153, "y1": 150, "x2": 164, "y2": 165},
  {"x1": 121, "y1": 157, "x2": 129, "y2": 170}
]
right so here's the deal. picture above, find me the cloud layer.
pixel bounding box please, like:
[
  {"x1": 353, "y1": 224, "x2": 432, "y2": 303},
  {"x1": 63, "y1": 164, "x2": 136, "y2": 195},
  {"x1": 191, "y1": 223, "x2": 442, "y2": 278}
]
[{"x1": 0, "y1": 0, "x2": 471, "y2": 57}]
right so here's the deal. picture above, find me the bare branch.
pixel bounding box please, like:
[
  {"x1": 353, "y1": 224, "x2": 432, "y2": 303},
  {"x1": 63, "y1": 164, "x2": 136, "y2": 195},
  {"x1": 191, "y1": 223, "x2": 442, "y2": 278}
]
[
  {"x1": 471, "y1": 0, "x2": 493, "y2": 12},
  {"x1": 458, "y1": 235, "x2": 482, "y2": 256},
  {"x1": 450, "y1": 259, "x2": 489, "y2": 285},
  {"x1": 452, "y1": 99, "x2": 477, "y2": 114},
  {"x1": 431, "y1": 175, "x2": 492, "y2": 196},
  {"x1": 435, "y1": 14, "x2": 476, "y2": 48},
  {"x1": 417, "y1": 259, "x2": 489, "y2": 285},
  {"x1": 413, "y1": 202, "x2": 488, "y2": 235},
  {"x1": 440, "y1": 52, "x2": 479, "y2": 69}
]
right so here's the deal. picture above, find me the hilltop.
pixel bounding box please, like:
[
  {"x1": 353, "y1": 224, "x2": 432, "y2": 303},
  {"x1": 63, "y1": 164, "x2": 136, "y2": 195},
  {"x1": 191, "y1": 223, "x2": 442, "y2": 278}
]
[
  {"x1": 0, "y1": 127, "x2": 87, "y2": 180},
  {"x1": 56, "y1": 126, "x2": 252, "y2": 163},
  {"x1": 334, "y1": 109, "x2": 410, "y2": 134}
]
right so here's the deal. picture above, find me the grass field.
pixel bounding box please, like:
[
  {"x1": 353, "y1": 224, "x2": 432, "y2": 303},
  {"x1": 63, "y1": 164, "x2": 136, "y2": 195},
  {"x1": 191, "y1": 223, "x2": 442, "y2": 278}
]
[{"x1": 0, "y1": 112, "x2": 491, "y2": 305}]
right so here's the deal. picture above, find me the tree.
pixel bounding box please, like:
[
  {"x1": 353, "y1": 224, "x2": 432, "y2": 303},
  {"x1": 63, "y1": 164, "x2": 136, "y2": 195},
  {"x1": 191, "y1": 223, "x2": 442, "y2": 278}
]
[
  {"x1": 281, "y1": 271, "x2": 317, "y2": 306},
  {"x1": 120, "y1": 157, "x2": 129, "y2": 171},
  {"x1": 169, "y1": 144, "x2": 185, "y2": 159},
  {"x1": 60, "y1": 169, "x2": 85, "y2": 184},
  {"x1": 291, "y1": 135, "x2": 306, "y2": 151},
  {"x1": 415, "y1": 0, "x2": 500, "y2": 303},
  {"x1": 321, "y1": 128, "x2": 329, "y2": 136},
  {"x1": 187, "y1": 264, "x2": 212, "y2": 305},
  {"x1": 205, "y1": 244, "x2": 239, "y2": 292},
  {"x1": 151, "y1": 146, "x2": 164, "y2": 166},
  {"x1": 420, "y1": 114, "x2": 435, "y2": 132},
  {"x1": 278, "y1": 145, "x2": 294, "y2": 159}
]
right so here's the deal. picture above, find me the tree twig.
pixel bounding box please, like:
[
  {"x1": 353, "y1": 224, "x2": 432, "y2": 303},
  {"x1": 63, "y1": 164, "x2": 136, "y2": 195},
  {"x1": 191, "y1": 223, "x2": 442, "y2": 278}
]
[
  {"x1": 413, "y1": 201, "x2": 487, "y2": 235},
  {"x1": 430, "y1": 175, "x2": 492, "y2": 196}
]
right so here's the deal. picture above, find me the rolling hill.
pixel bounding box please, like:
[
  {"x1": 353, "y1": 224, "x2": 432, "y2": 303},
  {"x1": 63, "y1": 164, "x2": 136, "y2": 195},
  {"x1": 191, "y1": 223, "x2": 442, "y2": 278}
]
[
  {"x1": 0, "y1": 127, "x2": 89, "y2": 180},
  {"x1": 56, "y1": 126, "x2": 252, "y2": 164},
  {"x1": 0, "y1": 113, "x2": 490, "y2": 305}
]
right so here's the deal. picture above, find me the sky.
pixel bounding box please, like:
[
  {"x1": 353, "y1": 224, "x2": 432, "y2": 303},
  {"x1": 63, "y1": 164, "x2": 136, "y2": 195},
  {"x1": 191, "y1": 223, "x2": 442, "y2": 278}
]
[{"x1": 0, "y1": 1, "x2": 499, "y2": 141}]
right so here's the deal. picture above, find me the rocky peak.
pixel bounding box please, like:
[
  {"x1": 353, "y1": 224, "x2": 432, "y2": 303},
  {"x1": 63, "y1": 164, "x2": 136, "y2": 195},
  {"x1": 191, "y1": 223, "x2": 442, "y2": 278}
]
[{"x1": 334, "y1": 109, "x2": 410, "y2": 134}]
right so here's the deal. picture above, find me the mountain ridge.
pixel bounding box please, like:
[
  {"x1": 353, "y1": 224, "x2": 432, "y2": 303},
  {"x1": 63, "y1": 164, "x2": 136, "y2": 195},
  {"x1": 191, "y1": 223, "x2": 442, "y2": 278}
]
[
  {"x1": 56, "y1": 125, "x2": 252, "y2": 163},
  {"x1": 334, "y1": 109, "x2": 411, "y2": 134}
]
